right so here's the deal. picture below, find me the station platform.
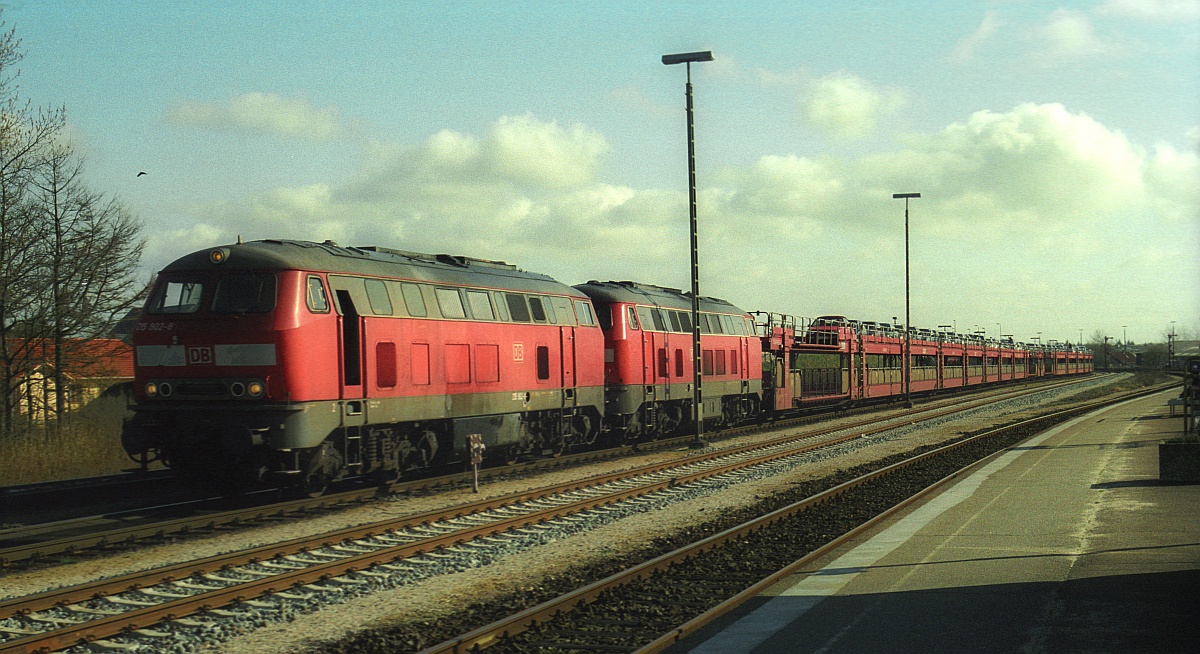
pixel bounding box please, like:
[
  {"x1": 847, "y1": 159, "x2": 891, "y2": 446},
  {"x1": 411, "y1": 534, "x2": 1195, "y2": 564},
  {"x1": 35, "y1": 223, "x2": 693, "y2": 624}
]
[{"x1": 672, "y1": 389, "x2": 1199, "y2": 653}]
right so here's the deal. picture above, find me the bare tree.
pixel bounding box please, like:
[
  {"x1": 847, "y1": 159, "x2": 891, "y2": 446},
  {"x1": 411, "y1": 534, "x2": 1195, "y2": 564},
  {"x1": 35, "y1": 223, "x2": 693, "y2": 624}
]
[
  {"x1": 0, "y1": 100, "x2": 65, "y2": 435},
  {"x1": 0, "y1": 11, "x2": 144, "y2": 434},
  {"x1": 31, "y1": 141, "x2": 146, "y2": 420}
]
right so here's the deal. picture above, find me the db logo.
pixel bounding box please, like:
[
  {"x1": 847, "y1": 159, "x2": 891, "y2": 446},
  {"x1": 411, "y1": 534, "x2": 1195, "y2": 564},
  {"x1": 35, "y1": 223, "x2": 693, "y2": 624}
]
[{"x1": 187, "y1": 346, "x2": 214, "y2": 365}]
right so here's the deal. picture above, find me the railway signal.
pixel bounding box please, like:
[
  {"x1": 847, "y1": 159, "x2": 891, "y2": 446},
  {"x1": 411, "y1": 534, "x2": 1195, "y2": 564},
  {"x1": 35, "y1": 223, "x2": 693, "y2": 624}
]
[{"x1": 468, "y1": 433, "x2": 485, "y2": 493}]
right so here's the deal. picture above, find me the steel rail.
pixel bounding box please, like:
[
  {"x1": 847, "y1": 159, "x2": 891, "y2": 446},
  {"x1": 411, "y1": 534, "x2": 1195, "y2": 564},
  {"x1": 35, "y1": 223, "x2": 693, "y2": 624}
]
[
  {"x1": 414, "y1": 383, "x2": 1171, "y2": 654},
  {"x1": 1, "y1": 374, "x2": 1090, "y2": 568},
  {"x1": 0, "y1": 400, "x2": 921, "y2": 624},
  {"x1": 0, "y1": 374, "x2": 1092, "y2": 568},
  {"x1": 0, "y1": 419, "x2": 893, "y2": 653},
  {"x1": 0, "y1": 379, "x2": 1118, "y2": 653}
]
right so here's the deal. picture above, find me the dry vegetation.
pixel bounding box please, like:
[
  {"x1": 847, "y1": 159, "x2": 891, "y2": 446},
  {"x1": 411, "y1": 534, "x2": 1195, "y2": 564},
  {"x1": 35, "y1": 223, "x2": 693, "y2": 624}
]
[{"x1": 0, "y1": 391, "x2": 133, "y2": 486}]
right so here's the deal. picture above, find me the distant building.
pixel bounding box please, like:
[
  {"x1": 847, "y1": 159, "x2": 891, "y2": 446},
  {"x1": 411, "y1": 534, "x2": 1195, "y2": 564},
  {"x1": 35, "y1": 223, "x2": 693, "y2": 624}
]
[
  {"x1": 1173, "y1": 340, "x2": 1200, "y2": 370},
  {"x1": 15, "y1": 338, "x2": 134, "y2": 421}
]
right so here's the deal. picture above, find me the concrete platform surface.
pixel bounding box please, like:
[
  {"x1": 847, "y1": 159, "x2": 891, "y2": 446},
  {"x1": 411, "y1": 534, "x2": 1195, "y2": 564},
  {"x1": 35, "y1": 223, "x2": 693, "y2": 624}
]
[{"x1": 673, "y1": 390, "x2": 1199, "y2": 654}]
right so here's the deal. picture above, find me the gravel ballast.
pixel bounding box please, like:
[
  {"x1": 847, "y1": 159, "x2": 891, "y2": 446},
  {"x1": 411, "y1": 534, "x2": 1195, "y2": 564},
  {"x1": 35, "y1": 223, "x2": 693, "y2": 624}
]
[{"x1": 0, "y1": 374, "x2": 1146, "y2": 654}]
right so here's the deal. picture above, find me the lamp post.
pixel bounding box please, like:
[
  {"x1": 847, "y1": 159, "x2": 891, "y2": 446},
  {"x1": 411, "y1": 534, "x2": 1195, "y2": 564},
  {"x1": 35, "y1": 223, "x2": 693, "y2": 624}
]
[
  {"x1": 893, "y1": 192, "x2": 920, "y2": 408},
  {"x1": 663, "y1": 50, "x2": 713, "y2": 447}
]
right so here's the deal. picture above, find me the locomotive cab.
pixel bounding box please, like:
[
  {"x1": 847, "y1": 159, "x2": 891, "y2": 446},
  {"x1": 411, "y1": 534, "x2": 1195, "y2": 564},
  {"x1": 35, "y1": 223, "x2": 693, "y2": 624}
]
[{"x1": 123, "y1": 252, "x2": 334, "y2": 488}]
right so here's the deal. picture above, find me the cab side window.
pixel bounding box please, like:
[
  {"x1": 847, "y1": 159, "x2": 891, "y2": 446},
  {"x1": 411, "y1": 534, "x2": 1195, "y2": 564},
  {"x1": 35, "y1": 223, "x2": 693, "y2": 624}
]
[
  {"x1": 574, "y1": 300, "x2": 597, "y2": 327},
  {"x1": 306, "y1": 276, "x2": 330, "y2": 313},
  {"x1": 529, "y1": 297, "x2": 548, "y2": 322}
]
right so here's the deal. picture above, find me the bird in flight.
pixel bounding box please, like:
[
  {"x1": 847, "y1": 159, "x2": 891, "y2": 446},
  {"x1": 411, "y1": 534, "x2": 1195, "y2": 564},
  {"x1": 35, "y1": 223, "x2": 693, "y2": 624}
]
[{"x1": 136, "y1": 171, "x2": 147, "y2": 177}]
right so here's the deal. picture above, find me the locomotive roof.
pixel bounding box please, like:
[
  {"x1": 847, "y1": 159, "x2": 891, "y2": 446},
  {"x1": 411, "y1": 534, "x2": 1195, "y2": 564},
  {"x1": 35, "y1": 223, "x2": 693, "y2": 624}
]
[
  {"x1": 574, "y1": 280, "x2": 747, "y2": 315},
  {"x1": 160, "y1": 239, "x2": 583, "y2": 297}
]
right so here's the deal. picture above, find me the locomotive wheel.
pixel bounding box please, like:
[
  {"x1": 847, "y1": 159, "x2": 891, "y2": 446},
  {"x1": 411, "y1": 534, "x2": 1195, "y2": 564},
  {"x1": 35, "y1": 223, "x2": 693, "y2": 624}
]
[
  {"x1": 126, "y1": 448, "x2": 160, "y2": 470},
  {"x1": 301, "y1": 474, "x2": 329, "y2": 498},
  {"x1": 299, "y1": 443, "x2": 342, "y2": 498},
  {"x1": 660, "y1": 405, "x2": 683, "y2": 435}
]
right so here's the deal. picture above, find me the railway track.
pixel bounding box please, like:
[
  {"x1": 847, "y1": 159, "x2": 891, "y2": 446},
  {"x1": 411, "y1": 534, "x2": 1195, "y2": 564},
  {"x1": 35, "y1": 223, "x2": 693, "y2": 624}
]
[
  {"x1": 415, "y1": 384, "x2": 1173, "y2": 654},
  {"x1": 0, "y1": 375, "x2": 1132, "y2": 653},
  {"x1": 0, "y1": 375, "x2": 1091, "y2": 568},
  {"x1": 0, "y1": 470, "x2": 179, "y2": 527}
]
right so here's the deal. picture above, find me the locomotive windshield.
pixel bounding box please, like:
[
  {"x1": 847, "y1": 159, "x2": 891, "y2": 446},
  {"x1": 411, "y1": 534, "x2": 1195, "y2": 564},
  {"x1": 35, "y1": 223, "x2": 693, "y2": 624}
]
[
  {"x1": 213, "y1": 272, "x2": 277, "y2": 313},
  {"x1": 147, "y1": 277, "x2": 205, "y2": 314}
]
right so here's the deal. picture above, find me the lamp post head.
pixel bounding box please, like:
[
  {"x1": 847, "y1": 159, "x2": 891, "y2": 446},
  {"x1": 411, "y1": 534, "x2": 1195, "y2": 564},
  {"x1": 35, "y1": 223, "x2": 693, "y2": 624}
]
[
  {"x1": 892, "y1": 192, "x2": 921, "y2": 199},
  {"x1": 662, "y1": 51, "x2": 714, "y2": 65}
]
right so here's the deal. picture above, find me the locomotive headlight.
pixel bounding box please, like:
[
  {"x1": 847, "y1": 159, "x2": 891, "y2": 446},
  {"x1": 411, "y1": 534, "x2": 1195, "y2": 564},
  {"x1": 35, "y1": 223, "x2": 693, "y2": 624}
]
[
  {"x1": 145, "y1": 382, "x2": 158, "y2": 397},
  {"x1": 209, "y1": 248, "x2": 230, "y2": 264},
  {"x1": 247, "y1": 380, "x2": 265, "y2": 398}
]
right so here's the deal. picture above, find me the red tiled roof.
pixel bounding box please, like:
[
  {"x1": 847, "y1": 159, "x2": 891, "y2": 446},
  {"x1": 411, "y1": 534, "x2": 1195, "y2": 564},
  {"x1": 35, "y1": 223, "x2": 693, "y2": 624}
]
[
  {"x1": 64, "y1": 339, "x2": 135, "y2": 379},
  {"x1": 9, "y1": 338, "x2": 134, "y2": 380}
]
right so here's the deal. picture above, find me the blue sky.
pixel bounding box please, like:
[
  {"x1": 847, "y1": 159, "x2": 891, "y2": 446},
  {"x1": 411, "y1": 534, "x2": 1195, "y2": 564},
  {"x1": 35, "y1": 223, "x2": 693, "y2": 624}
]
[{"x1": 8, "y1": 0, "x2": 1199, "y2": 345}]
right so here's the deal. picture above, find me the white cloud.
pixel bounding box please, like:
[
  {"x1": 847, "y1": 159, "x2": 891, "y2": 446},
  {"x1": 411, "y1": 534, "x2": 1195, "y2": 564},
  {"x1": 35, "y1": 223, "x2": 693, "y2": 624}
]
[
  {"x1": 1035, "y1": 9, "x2": 1111, "y2": 61},
  {"x1": 169, "y1": 93, "x2": 344, "y2": 141},
  {"x1": 484, "y1": 114, "x2": 609, "y2": 189},
  {"x1": 159, "y1": 105, "x2": 1197, "y2": 345},
  {"x1": 1145, "y1": 142, "x2": 1200, "y2": 221},
  {"x1": 1097, "y1": 0, "x2": 1200, "y2": 22},
  {"x1": 949, "y1": 11, "x2": 1004, "y2": 64},
  {"x1": 145, "y1": 222, "x2": 225, "y2": 271},
  {"x1": 906, "y1": 103, "x2": 1145, "y2": 221},
  {"x1": 801, "y1": 72, "x2": 905, "y2": 140}
]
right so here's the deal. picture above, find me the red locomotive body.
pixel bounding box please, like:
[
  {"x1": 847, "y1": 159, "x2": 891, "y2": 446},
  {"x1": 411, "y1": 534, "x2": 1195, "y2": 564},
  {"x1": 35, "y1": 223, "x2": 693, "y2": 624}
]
[
  {"x1": 123, "y1": 240, "x2": 604, "y2": 492},
  {"x1": 574, "y1": 281, "x2": 763, "y2": 437}
]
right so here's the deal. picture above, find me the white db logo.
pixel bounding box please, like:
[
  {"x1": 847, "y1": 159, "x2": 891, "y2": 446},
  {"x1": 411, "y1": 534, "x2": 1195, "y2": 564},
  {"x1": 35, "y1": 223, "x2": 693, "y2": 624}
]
[{"x1": 187, "y1": 346, "x2": 214, "y2": 365}]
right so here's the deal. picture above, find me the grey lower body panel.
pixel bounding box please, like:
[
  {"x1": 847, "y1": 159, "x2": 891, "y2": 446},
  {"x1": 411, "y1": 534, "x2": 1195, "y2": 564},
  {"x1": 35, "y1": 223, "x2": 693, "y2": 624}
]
[
  {"x1": 127, "y1": 385, "x2": 606, "y2": 452},
  {"x1": 606, "y1": 379, "x2": 763, "y2": 418}
]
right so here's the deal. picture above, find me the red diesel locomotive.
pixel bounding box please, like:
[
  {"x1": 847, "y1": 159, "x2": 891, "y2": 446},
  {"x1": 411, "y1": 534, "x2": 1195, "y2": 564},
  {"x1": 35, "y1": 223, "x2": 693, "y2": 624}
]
[
  {"x1": 576, "y1": 281, "x2": 763, "y2": 437},
  {"x1": 122, "y1": 239, "x2": 1092, "y2": 492},
  {"x1": 122, "y1": 240, "x2": 606, "y2": 493}
]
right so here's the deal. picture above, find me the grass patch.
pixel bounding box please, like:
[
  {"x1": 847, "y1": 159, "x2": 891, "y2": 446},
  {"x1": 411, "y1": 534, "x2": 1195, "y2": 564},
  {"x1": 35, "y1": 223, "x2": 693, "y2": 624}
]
[{"x1": 0, "y1": 390, "x2": 135, "y2": 486}]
